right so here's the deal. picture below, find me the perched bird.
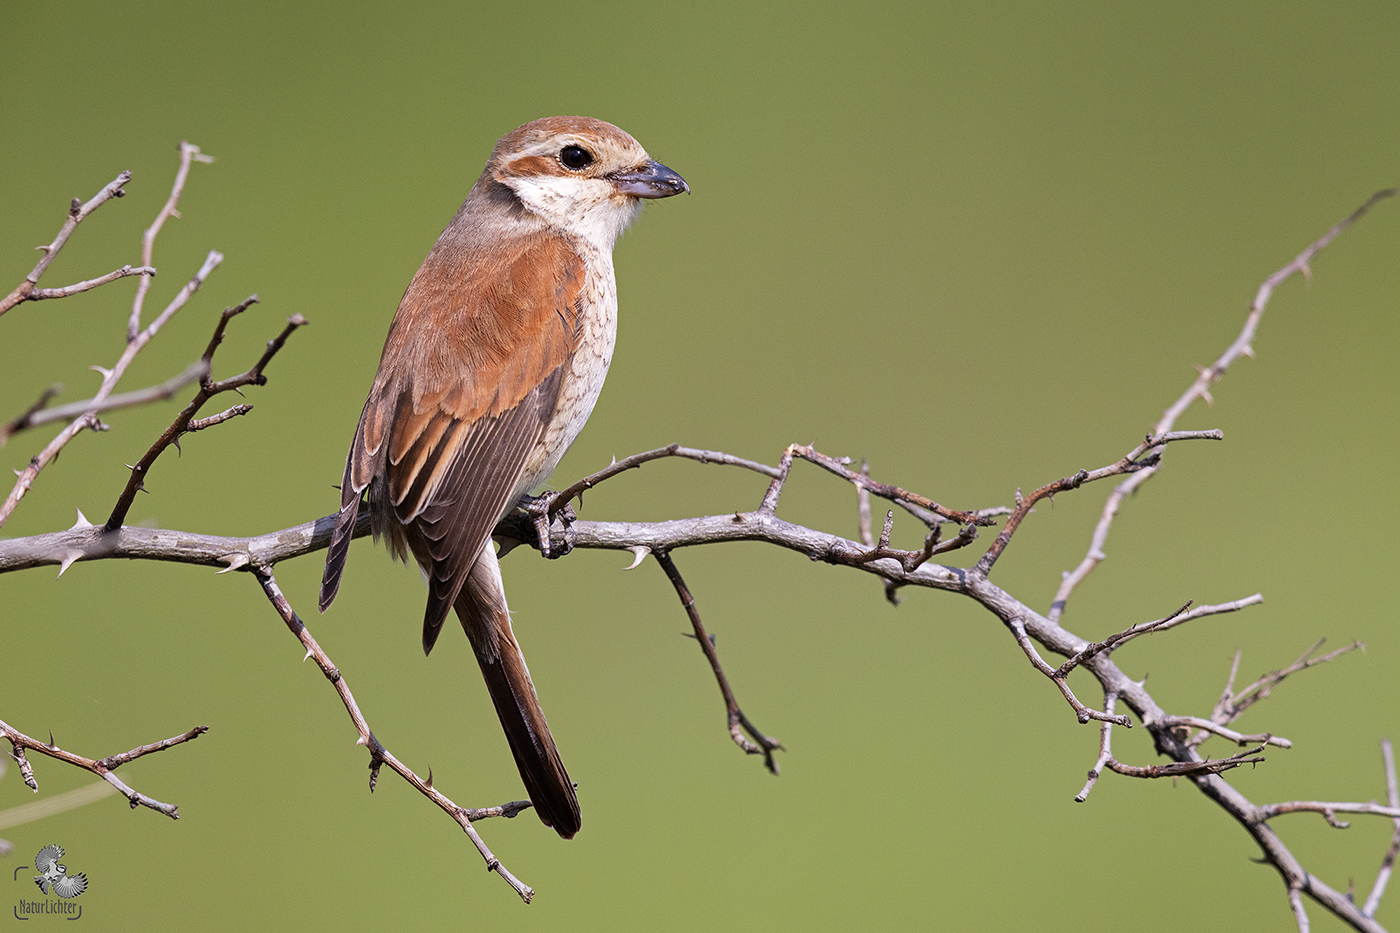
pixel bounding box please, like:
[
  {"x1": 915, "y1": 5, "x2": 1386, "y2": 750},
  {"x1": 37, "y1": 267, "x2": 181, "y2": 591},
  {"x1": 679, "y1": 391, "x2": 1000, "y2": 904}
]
[
  {"x1": 319, "y1": 116, "x2": 687, "y2": 839},
  {"x1": 33, "y1": 844, "x2": 87, "y2": 898}
]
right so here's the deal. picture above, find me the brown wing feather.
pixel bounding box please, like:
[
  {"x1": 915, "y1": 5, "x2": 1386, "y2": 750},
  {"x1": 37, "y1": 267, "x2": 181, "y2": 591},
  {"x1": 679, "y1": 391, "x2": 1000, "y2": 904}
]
[
  {"x1": 318, "y1": 223, "x2": 586, "y2": 637},
  {"x1": 411, "y1": 366, "x2": 565, "y2": 651}
]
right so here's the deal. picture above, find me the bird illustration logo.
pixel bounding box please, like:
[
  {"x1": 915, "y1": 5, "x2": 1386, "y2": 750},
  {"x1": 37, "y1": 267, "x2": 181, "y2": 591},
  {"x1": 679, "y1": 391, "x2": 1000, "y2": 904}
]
[{"x1": 33, "y1": 844, "x2": 87, "y2": 898}]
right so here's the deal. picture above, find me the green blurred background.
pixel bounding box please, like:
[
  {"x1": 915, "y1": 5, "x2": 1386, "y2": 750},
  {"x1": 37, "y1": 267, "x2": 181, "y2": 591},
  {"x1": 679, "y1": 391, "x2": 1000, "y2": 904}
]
[{"x1": 2, "y1": 2, "x2": 1397, "y2": 930}]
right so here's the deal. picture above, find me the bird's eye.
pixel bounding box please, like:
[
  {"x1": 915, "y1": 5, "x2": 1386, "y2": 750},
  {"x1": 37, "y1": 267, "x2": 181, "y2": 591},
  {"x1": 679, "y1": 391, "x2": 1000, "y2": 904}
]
[{"x1": 559, "y1": 145, "x2": 594, "y2": 170}]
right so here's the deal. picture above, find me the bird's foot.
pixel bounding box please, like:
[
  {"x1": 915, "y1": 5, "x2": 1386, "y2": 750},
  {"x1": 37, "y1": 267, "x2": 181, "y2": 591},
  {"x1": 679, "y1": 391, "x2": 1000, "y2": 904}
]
[{"x1": 522, "y1": 492, "x2": 576, "y2": 559}]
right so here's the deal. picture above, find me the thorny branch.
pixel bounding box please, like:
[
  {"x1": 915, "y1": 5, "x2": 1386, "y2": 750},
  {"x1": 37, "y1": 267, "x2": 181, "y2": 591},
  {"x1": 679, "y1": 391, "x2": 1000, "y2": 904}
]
[
  {"x1": 2, "y1": 149, "x2": 1396, "y2": 930},
  {"x1": 249, "y1": 564, "x2": 538, "y2": 902},
  {"x1": 1048, "y1": 189, "x2": 1396, "y2": 624},
  {"x1": 105, "y1": 298, "x2": 307, "y2": 531},
  {"x1": 128, "y1": 142, "x2": 215, "y2": 341},
  {"x1": 1189, "y1": 639, "x2": 1366, "y2": 749},
  {"x1": 1, "y1": 719, "x2": 206, "y2": 818},
  {"x1": 0, "y1": 171, "x2": 135, "y2": 317},
  {"x1": 1, "y1": 360, "x2": 208, "y2": 444},
  {"x1": 0, "y1": 142, "x2": 218, "y2": 532}
]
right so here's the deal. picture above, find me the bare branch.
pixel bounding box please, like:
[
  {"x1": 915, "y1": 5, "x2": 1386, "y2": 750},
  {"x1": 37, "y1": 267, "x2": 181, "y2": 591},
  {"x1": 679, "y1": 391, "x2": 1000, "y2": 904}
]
[
  {"x1": 1363, "y1": 739, "x2": 1400, "y2": 918},
  {"x1": 247, "y1": 563, "x2": 536, "y2": 902},
  {"x1": 1005, "y1": 617, "x2": 1132, "y2": 726},
  {"x1": 27, "y1": 264, "x2": 156, "y2": 301},
  {"x1": 0, "y1": 250, "x2": 222, "y2": 530},
  {"x1": 1258, "y1": 800, "x2": 1400, "y2": 826},
  {"x1": 128, "y1": 141, "x2": 213, "y2": 340},
  {"x1": 652, "y1": 550, "x2": 783, "y2": 771},
  {"x1": 1290, "y1": 885, "x2": 1311, "y2": 933},
  {"x1": 1216, "y1": 640, "x2": 1365, "y2": 729},
  {"x1": 186, "y1": 404, "x2": 253, "y2": 432},
  {"x1": 0, "y1": 145, "x2": 223, "y2": 533},
  {"x1": 1163, "y1": 716, "x2": 1291, "y2": 749},
  {"x1": 546, "y1": 443, "x2": 781, "y2": 516},
  {"x1": 1157, "y1": 189, "x2": 1396, "y2": 436},
  {"x1": 856, "y1": 458, "x2": 902, "y2": 604},
  {"x1": 1050, "y1": 190, "x2": 1395, "y2": 625},
  {"x1": 975, "y1": 430, "x2": 1222, "y2": 576},
  {"x1": 790, "y1": 444, "x2": 995, "y2": 527},
  {"x1": 2, "y1": 360, "x2": 209, "y2": 442},
  {"x1": 1055, "y1": 595, "x2": 1264, "y2": 685},
  {"x1": 0, "y1": 171, "x2": 133, "y2": 317},
  {"x1": 1106, "y1": 745, "x2": 1266, "y2": 779},
  {"x1": 0, "y1": 719, "x2": 205, "y2": 818},
  {"x1": 1075, "y1": 689, "x2": 1120, "y2": 802},
  {"x1": 105, "y1": 306, "x2": 303, "y2": 530}
]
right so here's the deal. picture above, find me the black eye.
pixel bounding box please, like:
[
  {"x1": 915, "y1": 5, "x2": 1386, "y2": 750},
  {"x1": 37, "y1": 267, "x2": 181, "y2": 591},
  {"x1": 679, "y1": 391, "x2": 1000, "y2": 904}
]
[{"x1": 559, "y1": 145, "x2": 594, "y2": 170}]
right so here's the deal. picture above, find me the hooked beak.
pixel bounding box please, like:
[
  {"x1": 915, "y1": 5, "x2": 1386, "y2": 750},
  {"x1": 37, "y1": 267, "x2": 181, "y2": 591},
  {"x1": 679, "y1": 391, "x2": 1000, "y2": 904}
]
[{"x1": 611, "y1": 160, "x2": 689, "y2": 199}]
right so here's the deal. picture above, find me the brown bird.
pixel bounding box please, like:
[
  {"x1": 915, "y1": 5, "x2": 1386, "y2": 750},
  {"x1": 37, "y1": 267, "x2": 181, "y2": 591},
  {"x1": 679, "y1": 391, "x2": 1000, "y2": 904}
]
[{"x1": 319, "y1": 116, "x2": 687, "y2": 839}]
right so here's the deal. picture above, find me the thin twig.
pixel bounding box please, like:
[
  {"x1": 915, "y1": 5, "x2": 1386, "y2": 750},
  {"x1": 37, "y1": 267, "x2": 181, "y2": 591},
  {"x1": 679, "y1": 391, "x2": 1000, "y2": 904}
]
[
  {"x1": 1005, "y1": 618, "x2": 1132, "y2": 726},
  {"x1": 1050, "y1": 189, "x2": 1395, "y2": 624},
  {"x1": 27, "y1": 265, "x2": 157, "y2": 301},
  {"x1": 1105, "y1": 745, "x2": 1266, "y2": 779},
  {"x1": 1362, "y1": 739, "x2": 1399, "y2": 918},
  {"x1": 1162, "y1": 716, "x2": 1290, "y2": 749},
  {"x1": 1290, "y1": 885, "x2": 1311, "y2": 933},
  {"x1": 1075, "y1": 689, "x2": 1119, "y2": 802},
  {"x1": 248, "y1": 564, "x2": 535, "y2": 902},
  {"x1": 546, "y1": 443, "x2": 781, "y2": 517},
  {"x1": 790, "y1": 444, "x2": 993, "y2": 527},
  {"x1": 128, "y1": 142, "x2": 213, "y2": 341},
  {"x1": 0, "y1": 720, "x2": 205, "y2": 818},
  {"x1": 1258, "y1": 800, "x2": 1400, "y2": 826},
  {"x1": 975, "y1": 430, "x2": 1222, "y2": 576},
  {"x1": 857, "y1": 458, "x2": 902, "y2": 604},
  {"x1": 1218, "y1": 640, "x2": 1365, "y2": 728},
  {"x1": 0, "y1": 171, "x2": 133, "y2": 317},
  {"x1": 651, "y1": 550, "x2": 783, "y2": 772},
  {"x1": 0, "y1": 249, "x2": 222, "y2": 531},
  {"x1": 105, "y1": 306, "x2": 302, "y2": 530},
  {"x1": 2, "y1": 360, "x2": 208, "y2": 442}
]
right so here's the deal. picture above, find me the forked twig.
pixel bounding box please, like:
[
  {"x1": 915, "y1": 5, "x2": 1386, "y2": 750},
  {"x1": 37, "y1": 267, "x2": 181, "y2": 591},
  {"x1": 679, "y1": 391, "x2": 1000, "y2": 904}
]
[
  {"x1": 248, "y1": 564, "x2": 536, "y2": 902},
  {"x1": 0, "y1": 171, "x2": 135, "y2": 317},
  {"x1": 105, "y1": 300, "x2": 306, "y2": 530},
  {"x1": 0, "y1": 719, "x2": 206, "y2": 818}
]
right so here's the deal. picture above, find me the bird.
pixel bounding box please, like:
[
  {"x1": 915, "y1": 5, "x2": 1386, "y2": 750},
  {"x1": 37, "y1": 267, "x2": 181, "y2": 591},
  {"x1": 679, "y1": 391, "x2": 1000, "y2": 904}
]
[
  {"x1": 318, "y1": 116, "x2": 687, "y2": 839},
  {"x1": 33, "y1": 844, "x2": 87, "y2": 898}
]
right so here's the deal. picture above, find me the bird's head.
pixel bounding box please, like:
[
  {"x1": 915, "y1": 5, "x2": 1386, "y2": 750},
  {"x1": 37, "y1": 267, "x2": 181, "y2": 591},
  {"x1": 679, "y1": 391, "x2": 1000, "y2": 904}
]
[{"x1": 488, "y1": 116, "x2": 688, "y2": 250}]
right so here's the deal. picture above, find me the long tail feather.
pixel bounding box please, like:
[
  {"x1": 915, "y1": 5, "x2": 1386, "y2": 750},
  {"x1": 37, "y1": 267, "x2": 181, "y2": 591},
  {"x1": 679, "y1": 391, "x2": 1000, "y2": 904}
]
[{"x1": 454, "y1": 544, "x2": 580, "y2": 838}]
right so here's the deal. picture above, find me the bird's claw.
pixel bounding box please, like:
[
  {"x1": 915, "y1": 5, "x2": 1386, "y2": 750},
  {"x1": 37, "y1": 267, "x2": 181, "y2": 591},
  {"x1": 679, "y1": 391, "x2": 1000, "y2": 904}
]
[{"x1": 523, "y1": 493, "x2": 576, "y2": 559}]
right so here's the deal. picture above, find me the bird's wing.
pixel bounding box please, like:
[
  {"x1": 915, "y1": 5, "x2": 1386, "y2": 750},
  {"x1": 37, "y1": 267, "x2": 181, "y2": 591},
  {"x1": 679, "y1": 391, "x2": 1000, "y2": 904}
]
[
  {"x1": 322, "y1": 231, "x2": 586, "y2": 649},
  {"x1": 34, "y1": 844, "x2": 61, "y2": 873},
  {"x1": 53, "y1": 873, "x2": 86, "y2": 898}
]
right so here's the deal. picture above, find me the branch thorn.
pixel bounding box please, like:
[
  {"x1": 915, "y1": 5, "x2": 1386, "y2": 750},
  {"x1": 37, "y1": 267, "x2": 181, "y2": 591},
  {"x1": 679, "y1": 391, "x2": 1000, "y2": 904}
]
[
  {"x1": 56, "y1": 550, "x2": 82, "y2": 577},
  {"x1": 216, "y1": 553, "x2": 249, "y2": 574}
]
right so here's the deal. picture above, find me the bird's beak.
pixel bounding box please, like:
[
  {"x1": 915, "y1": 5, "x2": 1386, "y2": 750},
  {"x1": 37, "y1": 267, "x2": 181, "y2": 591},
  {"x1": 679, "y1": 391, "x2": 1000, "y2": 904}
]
[{"x1": 611, "y1": 160, "x2": 689, "y2": 199}]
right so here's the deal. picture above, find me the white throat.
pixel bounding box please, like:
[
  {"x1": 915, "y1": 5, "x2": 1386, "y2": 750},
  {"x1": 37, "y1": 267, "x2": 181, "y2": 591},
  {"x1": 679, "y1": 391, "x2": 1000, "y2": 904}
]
[{"x1": 505, "y1": 175, "x2": 643, "y2": 253}]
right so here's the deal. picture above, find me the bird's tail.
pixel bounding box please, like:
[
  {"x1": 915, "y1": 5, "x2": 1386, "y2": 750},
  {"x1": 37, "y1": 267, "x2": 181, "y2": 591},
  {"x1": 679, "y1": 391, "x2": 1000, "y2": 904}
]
[{"x1": 454, "y1": 543, "x2": 581, "y2": 839}]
